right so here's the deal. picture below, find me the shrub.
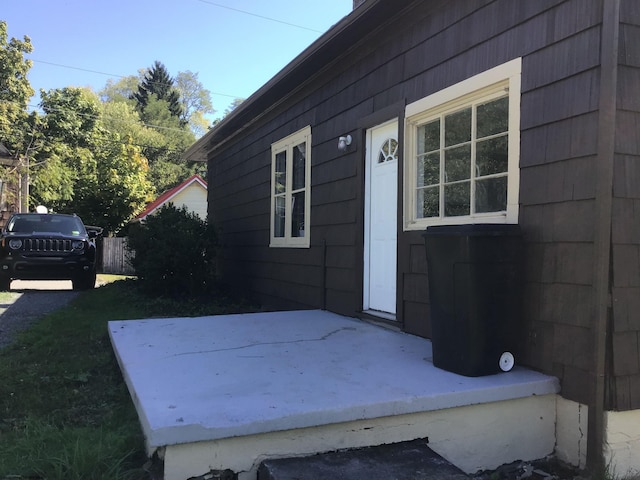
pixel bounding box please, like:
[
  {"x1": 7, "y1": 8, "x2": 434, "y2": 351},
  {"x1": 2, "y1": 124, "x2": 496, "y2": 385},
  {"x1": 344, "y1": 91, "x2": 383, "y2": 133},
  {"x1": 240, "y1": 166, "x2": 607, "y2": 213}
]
[{"x1": 126, "y1": 204, "x2": 218, "y2": 298}]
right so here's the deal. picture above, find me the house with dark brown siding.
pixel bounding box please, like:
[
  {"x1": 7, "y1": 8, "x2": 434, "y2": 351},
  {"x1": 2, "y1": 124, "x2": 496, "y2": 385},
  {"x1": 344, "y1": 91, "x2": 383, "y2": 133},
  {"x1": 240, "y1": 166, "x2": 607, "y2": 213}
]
[{"x1": 185, "y1": 0, "x2": 640, "y2": 473}]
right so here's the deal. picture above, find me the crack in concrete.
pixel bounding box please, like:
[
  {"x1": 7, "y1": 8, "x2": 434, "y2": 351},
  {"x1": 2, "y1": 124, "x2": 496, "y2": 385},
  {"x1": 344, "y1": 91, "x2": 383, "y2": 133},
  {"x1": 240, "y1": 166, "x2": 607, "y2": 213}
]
[{"x1": 168, "y1": 327, "x2": 358, "y2": 358}]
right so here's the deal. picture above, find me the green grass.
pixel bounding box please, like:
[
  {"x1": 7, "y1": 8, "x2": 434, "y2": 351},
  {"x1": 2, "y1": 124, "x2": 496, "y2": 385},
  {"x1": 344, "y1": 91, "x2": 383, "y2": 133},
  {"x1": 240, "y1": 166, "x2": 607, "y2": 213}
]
[
  {"x1": 0, "y1": 291, "x2": 15, "y2": 302},
  {"x1": 0, "y1": 278, "x2": 259, "y2": 480}
]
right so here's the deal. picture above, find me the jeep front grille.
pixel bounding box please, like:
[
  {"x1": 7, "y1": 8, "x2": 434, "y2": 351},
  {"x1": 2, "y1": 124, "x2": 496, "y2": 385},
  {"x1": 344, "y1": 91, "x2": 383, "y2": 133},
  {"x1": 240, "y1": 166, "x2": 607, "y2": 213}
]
[{"x1": 22, "y1": 238, "x2": 74, "y2": 253}]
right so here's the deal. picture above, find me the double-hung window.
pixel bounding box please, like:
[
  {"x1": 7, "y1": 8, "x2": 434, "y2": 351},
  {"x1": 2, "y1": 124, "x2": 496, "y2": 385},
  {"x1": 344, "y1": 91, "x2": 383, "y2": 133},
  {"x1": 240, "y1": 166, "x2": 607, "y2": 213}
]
[
  {"x1": 404, "y1": 58, "x2": 521, "y2": 229},
  {"x1": 270, "y1": 126, "x2": 311, "y2": 248}
]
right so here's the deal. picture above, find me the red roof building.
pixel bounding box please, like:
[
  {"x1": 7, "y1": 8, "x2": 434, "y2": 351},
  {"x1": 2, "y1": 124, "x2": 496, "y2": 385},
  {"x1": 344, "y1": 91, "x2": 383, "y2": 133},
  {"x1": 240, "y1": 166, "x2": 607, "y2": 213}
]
[{"x1": 135, "y1": 174, "x2": 207, "y2": 222}]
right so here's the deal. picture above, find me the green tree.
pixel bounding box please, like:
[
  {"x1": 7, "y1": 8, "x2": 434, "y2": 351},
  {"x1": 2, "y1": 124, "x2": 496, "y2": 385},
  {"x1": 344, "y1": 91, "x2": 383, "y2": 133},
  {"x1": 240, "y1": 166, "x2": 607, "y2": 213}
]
[
  {"x1": 39, "y1": 87, "x2": 101, "y2": 147},
  {"x1": 30, "y1": 87, "x2": 154, "y2": 233},
  {"x1": 99, "y1": 98, "x2": 164, "y2": 147},
  {"x1": 126, "y1": 62, "x2": 201, "y2": 192},
  {"x1": 99, "y1": 97, "x2": 183, "y2": 194},
  {"x1": 0, "y1": 20, "x2": 34, "y2": 157},
  {"x1": 175, "y1": 70, "x2": 214, "y2": 137},
  {"x1": 212, "y1": 97, "x2": 244, "y2": 127},
  {"x1": 100, "y1": 65, "x2": 208, "y2": 192},
  {"x1": 127, "y1": 204, "x2": 218, "y2": 298},
  {"x1": 29, "y1": 87, "x2": 101, "y2": 211},
  {"x1": 224, "y1": 97, "x2": 244, "y2": 117},
  {"x1": 135, "y1": 94, "x2": 197, "y2": 193},
  {"x1": 79, "y1": 97, "x2": 156, "y2": 232},
  {"x1": 80, "y1": 135, "x2": 154, "y2": 233},
  {"x1": 99, "y1": 74, "x2": 141, "y2": 104},
  {"x1": 132, "y1": 61, "x2": 183, "y2": 123}
]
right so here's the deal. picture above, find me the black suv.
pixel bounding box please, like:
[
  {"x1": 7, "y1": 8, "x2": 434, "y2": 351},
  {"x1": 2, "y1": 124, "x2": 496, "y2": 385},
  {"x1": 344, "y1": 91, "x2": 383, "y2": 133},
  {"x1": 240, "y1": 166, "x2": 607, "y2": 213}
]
[{"x1": 0, "y1": 213, "x2": 100, "y2": 291}]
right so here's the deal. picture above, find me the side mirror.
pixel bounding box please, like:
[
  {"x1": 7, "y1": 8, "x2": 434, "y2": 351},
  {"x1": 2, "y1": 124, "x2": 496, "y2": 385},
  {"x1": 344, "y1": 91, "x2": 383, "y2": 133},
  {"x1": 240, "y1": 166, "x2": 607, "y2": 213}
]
[{"x1": 85, "y1": 226, "x2": 103, "y2": 238}]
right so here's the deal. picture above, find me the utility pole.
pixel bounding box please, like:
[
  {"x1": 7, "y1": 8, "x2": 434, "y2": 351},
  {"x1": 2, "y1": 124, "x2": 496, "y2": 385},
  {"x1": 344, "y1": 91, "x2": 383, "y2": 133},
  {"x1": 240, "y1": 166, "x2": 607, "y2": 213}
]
[{"x1": 18, "y1": 154, "x2": 28, "y2": 213}]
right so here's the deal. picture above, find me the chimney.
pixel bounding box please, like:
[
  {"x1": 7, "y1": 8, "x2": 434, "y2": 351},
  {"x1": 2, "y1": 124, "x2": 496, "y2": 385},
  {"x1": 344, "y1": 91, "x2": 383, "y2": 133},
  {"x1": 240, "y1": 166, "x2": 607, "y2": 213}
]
[{"x1": 353, "y1": 0, "x2": 366, "y2": 9}]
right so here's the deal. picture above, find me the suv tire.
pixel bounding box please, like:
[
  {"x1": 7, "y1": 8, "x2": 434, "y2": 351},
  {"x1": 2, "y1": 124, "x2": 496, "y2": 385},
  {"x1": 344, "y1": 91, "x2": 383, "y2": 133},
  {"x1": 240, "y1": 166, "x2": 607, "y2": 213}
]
[{"x1": 72, "y1": 270, "x2": 97, "y2": 291}]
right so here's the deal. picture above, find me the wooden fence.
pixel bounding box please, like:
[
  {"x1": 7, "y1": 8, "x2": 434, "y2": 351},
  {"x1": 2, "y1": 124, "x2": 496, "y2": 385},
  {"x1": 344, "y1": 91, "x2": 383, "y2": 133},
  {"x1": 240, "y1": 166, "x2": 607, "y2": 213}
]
[{"x1": 98, "y1": 237, "x2": 135, "y2": 275}]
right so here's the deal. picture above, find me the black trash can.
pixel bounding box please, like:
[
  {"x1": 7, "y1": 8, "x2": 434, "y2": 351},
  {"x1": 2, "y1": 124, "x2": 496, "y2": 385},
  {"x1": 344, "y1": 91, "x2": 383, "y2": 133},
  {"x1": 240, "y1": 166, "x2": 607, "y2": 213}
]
[{"x1": 423, "y1": 224, "x2": 523, "y2": 377}]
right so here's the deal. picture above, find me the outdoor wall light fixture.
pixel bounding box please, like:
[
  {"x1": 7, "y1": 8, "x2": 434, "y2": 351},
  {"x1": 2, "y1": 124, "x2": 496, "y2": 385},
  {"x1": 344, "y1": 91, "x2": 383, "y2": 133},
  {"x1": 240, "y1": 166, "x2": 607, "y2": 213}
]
[{"x1": 337, "y1": 134, "x2": 352, "y2": 152}]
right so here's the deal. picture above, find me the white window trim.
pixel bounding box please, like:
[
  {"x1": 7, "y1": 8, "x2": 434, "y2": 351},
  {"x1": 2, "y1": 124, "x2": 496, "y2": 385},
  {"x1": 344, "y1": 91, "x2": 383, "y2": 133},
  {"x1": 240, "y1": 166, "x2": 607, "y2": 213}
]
[
  {"x1": 404, "y1": 58, "x2": 521, "y2": 230},
  {"x1": 270, "y1": 126, "x2": 312, "y2": 248}
]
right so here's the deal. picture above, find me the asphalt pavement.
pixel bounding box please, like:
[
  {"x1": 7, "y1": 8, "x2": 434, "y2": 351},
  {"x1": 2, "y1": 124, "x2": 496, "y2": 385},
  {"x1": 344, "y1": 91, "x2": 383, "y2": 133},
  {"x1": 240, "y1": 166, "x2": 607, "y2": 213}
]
[{"x1": 0, "y1": 280, "x2": 79, "y2": 348}]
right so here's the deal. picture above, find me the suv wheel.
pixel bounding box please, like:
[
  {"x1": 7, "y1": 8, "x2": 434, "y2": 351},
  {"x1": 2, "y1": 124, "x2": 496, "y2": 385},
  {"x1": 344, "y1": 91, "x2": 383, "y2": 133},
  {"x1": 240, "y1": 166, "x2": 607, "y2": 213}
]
[
  {"x1": 72, "y1": 270, "x2": 96, "y2": 291},
  {"x1": 0, "y1": 275, "x2": 11, "y2": 291}
]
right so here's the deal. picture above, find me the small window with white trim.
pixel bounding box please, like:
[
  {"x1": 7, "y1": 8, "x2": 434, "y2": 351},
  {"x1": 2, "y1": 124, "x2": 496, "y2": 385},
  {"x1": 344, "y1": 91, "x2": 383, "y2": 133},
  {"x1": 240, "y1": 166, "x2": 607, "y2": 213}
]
[
  {"x1": 270, "y1": 126, "x2": 311, "y2": 248},
  {"x1": 404, "y1": 58, "x2": 521, "y2": 229}
]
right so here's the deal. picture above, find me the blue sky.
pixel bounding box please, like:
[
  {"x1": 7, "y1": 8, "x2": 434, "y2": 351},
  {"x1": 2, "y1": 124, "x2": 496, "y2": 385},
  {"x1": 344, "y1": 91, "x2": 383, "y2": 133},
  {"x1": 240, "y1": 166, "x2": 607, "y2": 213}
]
[{"x1": 3, "y1": 0, "x2": 352, "y2": 119}]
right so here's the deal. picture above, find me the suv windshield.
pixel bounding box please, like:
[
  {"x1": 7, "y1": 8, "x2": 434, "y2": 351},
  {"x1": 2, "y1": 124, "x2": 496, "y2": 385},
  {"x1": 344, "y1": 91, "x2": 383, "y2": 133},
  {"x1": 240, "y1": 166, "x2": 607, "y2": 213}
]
[{"x1": 7, "y1": 214, "x2": 86, "y2": 236}]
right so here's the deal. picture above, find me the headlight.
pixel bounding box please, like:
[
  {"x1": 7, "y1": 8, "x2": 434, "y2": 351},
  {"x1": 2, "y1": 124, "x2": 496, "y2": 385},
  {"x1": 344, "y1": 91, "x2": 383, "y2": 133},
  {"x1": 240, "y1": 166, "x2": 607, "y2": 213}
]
[
  {"x1": 71, "y1": 240, "x2": 85, "y2": 251},
  {"x1": 8, "y1": 239, "x2": 22, "y2": 250}
]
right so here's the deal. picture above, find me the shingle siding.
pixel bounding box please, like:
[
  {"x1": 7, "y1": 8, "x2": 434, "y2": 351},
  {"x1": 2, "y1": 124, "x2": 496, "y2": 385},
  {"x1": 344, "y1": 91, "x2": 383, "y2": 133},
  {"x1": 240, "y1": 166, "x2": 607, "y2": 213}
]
[
  {"x1": 204, "y1": 0, "x2": 640, "y2": 409},
  {"x1": 607, "y1": 0, "x2": 640, "y2": 408}
]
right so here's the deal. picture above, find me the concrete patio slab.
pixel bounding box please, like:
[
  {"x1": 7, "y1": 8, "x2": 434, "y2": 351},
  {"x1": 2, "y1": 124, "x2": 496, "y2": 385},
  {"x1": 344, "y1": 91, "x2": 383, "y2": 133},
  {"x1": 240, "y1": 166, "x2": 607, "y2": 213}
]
[{"x1": 109, "y1": 310, "x2": 560, "y2": 479}]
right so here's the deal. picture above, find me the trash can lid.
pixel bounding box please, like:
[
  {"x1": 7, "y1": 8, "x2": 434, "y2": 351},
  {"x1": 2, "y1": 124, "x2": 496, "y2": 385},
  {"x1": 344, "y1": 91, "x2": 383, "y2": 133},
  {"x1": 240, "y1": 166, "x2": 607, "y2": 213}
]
[{"x1": 422, "y1": 223, "x2": 521, "y2": 237}]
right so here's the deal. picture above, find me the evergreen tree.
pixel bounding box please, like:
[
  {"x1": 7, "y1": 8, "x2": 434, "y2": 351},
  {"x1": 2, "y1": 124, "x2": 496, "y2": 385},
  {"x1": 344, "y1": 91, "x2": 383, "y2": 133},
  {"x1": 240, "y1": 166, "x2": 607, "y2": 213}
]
[{"x1": 131, "y1": 61, "x2": 184, "y2": 123}]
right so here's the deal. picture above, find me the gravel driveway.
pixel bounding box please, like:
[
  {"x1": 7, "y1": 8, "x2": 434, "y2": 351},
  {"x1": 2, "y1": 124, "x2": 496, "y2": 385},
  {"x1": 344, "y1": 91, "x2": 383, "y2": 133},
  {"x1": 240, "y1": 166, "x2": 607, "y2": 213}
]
[{"x1": 0, "y1": 280, "x2": 80, "y2": 349}]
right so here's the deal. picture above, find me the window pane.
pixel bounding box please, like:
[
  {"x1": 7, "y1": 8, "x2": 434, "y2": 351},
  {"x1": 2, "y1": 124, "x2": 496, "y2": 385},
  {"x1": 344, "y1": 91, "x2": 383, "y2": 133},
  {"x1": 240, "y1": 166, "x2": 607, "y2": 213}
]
[
  {"x1": 275, "y1": 151, "x2": 287, "y2": 194},
  {"x1": 291, "y1": 192, "x2": 305, "y2": 237},
  {"x1": 417, "y1": 120, "x2": 440, "y2": 154},
  {"x1": 378, "y1": 143, "x2": 387, "y2": 164},
  {"x1": 379, "y1": 138, "x2": 398, "y2": 164},
  {"x1": 292, "y1": 143, "x2": 306, "y2": 191},
  {"x1": 417, "y1": 186, "x2": 439, "y2": 218},
  {"x1": 417, "y1": 152, "x2": 439, "y2": 187},
  {"x1": 444, "y1": 108, "x2": 471, "y2": 147},
  {"x1": 476, "y1": 135, "x2": 508, "y2": 177},
  {"x1": 274, "y1": 196, "x2": 285, "y2": 237},
  {"x1": 477, "y1": 96, "x2": 509, "y2": 138},
  {"x1": 444, "y1": 145, "x2": 471, "y2": 182},
  {"x1": 444, "y1": 182, "x2": 470, "y2": 217},
  {"x1": 475, "y1": 176, "x2": 507, "y2": 213}
]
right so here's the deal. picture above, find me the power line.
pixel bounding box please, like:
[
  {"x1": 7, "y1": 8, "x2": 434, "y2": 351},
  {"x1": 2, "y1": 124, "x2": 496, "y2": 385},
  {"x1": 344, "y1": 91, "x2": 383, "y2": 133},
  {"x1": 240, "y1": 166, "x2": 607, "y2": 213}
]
[
  {"x1": 194, "y1": 0, "x2": 324, "y2": 33},
  {"x1": 29, "y1": 59, "x2": 241, "y2": 99},
  {"x1": 29, "y1": 60, "x2": 128, "y2": 81},
  {"x1": 26, "y1": 1, "x2": 329, "y2": 98}
]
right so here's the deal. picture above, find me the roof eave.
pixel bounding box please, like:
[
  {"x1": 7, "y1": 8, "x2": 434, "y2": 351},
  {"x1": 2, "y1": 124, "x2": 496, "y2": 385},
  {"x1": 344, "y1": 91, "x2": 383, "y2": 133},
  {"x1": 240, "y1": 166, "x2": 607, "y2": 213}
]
[{"x1": 183, "y1": 0, "x2": 390, "y2": 162}]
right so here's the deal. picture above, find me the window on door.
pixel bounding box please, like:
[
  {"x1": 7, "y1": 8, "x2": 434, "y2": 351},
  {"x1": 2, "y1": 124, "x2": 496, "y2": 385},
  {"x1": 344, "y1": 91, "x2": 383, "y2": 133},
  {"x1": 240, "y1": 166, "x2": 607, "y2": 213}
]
[
  {"x1": 270, "y1": 126, "x2": 311, "y2": 248},
  {"x1": 404, "y1": 58, "x2": 521, "y2": 230}
]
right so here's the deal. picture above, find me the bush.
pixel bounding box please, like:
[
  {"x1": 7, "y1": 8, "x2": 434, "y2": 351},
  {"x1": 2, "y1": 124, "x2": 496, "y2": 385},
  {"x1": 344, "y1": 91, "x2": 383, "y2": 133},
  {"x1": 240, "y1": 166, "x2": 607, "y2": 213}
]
[{"x1": 126, "y1": 204, "x2": 218, "y2": 298}]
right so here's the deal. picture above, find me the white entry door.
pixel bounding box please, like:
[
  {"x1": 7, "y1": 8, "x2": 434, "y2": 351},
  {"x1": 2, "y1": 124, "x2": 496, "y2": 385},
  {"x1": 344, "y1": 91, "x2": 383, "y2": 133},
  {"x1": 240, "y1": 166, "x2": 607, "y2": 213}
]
[{"x1": 364, "y1": 120, "x2": 398, "y2": 317}]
